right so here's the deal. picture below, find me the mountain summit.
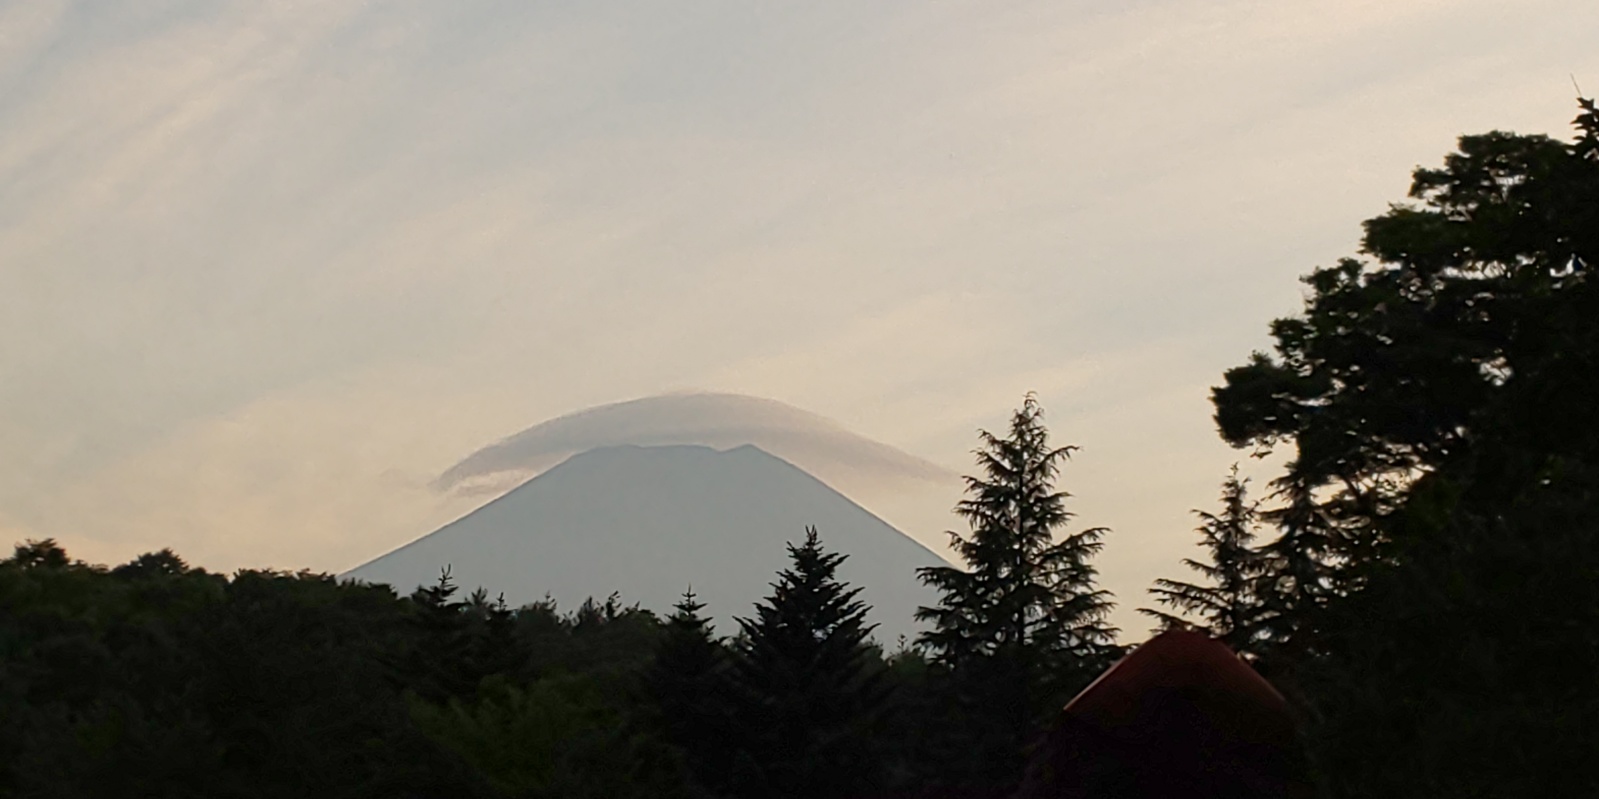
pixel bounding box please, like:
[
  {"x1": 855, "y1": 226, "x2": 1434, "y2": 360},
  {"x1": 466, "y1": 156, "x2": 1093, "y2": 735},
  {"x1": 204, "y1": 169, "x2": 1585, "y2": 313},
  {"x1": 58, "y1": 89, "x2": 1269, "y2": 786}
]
[{"x1": 346, "y1": 443, "x2": 946, "y2": 642}]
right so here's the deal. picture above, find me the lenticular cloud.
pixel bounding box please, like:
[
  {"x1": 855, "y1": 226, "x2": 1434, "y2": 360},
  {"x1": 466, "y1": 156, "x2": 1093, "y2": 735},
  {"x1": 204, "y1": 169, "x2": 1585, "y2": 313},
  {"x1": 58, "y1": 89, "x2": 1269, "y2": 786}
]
[{"x1": 435, "y1": 392, "x2": 953, "y2": 494}]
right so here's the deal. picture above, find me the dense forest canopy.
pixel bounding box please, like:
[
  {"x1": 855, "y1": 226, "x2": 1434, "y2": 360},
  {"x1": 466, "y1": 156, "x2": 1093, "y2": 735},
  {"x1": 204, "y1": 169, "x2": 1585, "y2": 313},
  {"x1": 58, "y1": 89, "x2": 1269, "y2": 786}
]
[{"x1": 3, "y1": 99, "x2": 1597, "y2": 798}]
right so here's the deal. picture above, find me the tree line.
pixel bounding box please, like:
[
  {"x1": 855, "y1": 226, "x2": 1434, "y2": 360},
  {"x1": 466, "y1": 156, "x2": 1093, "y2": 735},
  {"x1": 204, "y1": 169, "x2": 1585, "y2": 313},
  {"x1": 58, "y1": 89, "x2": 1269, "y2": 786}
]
[
  {"x1": 3, "y1": 97, "x2": 1596, "y2": 797},
  {"x1": 0, "y1": 392, "x2": 1119, "y2": 799}
]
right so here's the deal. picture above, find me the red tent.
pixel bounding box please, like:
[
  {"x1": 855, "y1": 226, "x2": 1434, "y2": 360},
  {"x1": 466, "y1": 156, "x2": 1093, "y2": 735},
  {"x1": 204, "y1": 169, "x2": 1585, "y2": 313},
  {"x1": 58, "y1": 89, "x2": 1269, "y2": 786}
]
[{"x1": 1013, "y1": 630, "x2": 1314, "y2": 799}]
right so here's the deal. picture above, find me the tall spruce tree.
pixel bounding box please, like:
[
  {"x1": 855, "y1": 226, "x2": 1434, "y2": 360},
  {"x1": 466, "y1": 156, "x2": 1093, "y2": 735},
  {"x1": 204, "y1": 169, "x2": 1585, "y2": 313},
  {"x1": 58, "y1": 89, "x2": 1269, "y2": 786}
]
[
  {"x1": 730, "y1": 527, "x2": 889, "y2": 799},
  {"x1": 1143, "y1": 466, "x2": 1265, "y2": 654},
  {"x1": 644, "y1": 590, "x2": 735, "y2": 798},
  {"x1": 915, "y1": 395, "x2": 1120, "y2": 786}
]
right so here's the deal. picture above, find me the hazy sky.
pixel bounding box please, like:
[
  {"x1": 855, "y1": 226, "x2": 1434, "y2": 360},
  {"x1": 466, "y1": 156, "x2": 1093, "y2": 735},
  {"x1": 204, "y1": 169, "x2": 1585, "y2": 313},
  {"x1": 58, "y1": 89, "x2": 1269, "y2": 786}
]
[{"x1": 2, "y1": 0, "x2": 1593, "y2": 635}]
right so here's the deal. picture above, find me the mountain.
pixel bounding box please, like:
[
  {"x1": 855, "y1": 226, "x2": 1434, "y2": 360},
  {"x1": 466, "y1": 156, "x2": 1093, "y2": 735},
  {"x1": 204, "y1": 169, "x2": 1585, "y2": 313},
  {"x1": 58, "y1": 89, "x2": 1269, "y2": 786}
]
[{"x1": 345, "y1": 443, "x2": 947, "y2": 643}]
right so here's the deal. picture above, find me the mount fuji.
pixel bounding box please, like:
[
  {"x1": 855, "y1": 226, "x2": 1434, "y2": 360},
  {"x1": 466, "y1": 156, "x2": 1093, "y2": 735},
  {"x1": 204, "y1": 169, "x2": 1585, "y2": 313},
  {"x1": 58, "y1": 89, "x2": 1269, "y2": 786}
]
[{"x1": 345, "y1": 443, "x2": 947, "y2": 643}]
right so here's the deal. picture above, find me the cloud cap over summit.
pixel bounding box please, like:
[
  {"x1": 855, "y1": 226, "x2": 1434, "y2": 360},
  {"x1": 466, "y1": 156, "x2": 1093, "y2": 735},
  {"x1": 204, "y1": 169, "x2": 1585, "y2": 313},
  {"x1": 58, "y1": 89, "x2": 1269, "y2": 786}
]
[{"x1": 436, "y1": 392, "x2": 956, "y2": 495}]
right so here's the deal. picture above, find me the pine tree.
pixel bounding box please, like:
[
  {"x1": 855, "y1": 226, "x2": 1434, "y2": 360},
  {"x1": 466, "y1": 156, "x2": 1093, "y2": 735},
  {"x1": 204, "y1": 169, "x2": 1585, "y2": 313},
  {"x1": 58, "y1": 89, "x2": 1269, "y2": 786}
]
[
  {"x1": 1250, "y1": 478, "x2": 1337, "y2": 660},
  {"x1": 730, "y1": 527, "x2": 890, "y2": 799},
  {"x1": 644, "y1": 590, "x2": 735, "y2": 798},
  {"x1": 405, "y1": 566, "x2": 476, "y2": 701},
  {"x1": 915, "y1": 395, "x2": 1120, "y2": 786},
  {"x1": 1143, "y1": 466, "x2": 1265, "y2": 654},
  {"x1": 462, "y1": 590, "x2": 524, "y2": 687}
]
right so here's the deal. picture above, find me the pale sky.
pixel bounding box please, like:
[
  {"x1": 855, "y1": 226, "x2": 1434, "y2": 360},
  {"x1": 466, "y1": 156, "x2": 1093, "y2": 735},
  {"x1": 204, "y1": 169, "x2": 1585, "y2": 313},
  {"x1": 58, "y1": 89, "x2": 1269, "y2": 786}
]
[{"x1": 2, "y1": 0, "x2": 1593, "y2": 635}]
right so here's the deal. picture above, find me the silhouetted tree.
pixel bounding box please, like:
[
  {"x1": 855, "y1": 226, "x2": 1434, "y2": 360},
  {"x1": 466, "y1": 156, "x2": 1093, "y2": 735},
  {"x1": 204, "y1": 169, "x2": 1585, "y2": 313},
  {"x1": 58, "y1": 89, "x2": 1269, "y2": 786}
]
[
  {"x1": 1212, "y1": 95, "x2": 1599, "y2": 601},
  {"x1": 915, "y1": 395, "x2": 1121, "y2": 788},
  {"x1": 730, "y1": 527, "x2": 890, "y2": 799},
  {"x1": 1247, "y1": 478, "x2": 1338, "y2": 663},
  {"x1": 405, "y1": 566, "x2": 476, "y2": 701},
  {"x1": 7, "y1": 538, "x2": 71, "y2": 570},
  {"x1": 111, "y1": 548, "x2": 192, "y2": 580},
  {"x1": 644, "y1": 590, "x2": 736, "y2": 797},
  {"x1": 1143, "y1": 466, "x2": 1265, "y2": 654},
  {"x1": 1211, "y1": 95, "x2": 1599, "y2": 796},
  {"x1": 459, "y1": 589, "x2": 526, "y2": 689}
]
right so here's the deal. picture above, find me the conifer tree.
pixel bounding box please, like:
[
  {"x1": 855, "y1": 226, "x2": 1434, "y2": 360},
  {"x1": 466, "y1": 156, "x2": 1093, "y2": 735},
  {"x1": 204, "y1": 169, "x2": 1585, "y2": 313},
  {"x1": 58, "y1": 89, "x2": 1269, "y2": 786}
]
[
  {"x1": 915, "y1": 395, "x2": 1120, "y2": 785},
  {"x1": 462, "y1": 589, "x2": 524, "y2": 687},
  {"x1": 405, "y1": 566, "x2": 476, "y2": 701},
  {"x1": 730, "y1": 527, "x2": 889, "y2": 799},
  {"x1": 1249, "y1": 478, "x2": 1337, "y2": 660},
  {"x1": 644, "y1": 590, "x2": 735, "y2": 798},
  {"x1": 917, "y1": 396, "x2": 1120, "y2": 673},
  {"x1": 1143, "y1": 466, "x2": 1265, "y2": 654}
]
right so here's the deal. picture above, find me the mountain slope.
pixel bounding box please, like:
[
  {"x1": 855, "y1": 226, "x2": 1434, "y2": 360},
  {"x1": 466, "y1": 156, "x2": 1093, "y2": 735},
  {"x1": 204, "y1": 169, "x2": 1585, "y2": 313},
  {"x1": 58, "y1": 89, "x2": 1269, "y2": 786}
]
[{"x1": 346, "y1": 444, "x2": 947, "y2": 642}]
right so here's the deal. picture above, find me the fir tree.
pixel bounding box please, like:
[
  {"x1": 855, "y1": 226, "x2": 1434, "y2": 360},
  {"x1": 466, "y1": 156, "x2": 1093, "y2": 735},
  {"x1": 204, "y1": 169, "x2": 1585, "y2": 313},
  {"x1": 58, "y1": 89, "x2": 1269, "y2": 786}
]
[
  {"x1": 915, "y1": 395, "x2": 1120, "y2": 786},
  {"x1": 405, "y1": 566, "x2": 476, "y2": 701},
  {"x1": 462, "y1": 589, "x2": 524, "y2": 688},
  {"x1": 645, "y1": 590, "x2": 735, "y2": 798},
  {"x1": 1143, "y1": 466, "x2": 1265, "y2": 654},
  {"x1": 916, "y1": 395, "x2": 1120, "y2": 674},
  {"x1": 730, "y1": 527, "x2": 890, "y2": 799},
  {"x1": 1250, "y1": 478, "x2": 1336, "y2": 660}
]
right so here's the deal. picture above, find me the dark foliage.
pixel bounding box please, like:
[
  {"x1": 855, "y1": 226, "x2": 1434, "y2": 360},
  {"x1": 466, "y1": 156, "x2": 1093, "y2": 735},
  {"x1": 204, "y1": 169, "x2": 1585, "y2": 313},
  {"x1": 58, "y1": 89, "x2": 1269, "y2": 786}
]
[
  {"x1": 729, "y1": 527, "x2": 893, "y2": 799},
  {"x1": 914, "y1": 395, "x2": 1122, "y2": 791},
  {"x1": 642, "y1": 590, "x2": 737, "y2": 798},
  {"x1": 1143, "y1": 466, "x2": 1267, "y2": 654},
  {"x1": 1200, "y1": 96, "x2": 1599, "y2": 795},
  {"x1": 0, "y1": 543, "x2": 671, "y2": 798}
]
